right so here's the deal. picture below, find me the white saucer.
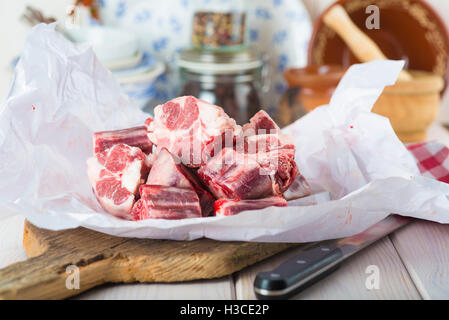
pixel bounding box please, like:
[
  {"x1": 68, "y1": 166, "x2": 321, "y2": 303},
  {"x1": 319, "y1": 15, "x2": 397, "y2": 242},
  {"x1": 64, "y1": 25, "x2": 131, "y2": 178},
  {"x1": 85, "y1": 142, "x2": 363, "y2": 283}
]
[
  {"x1": 116, "y1": 61, "x2": 165, "y2": 84},
  {"x1": 103, "y1": 51, "x2": 143, "y2": 71}
]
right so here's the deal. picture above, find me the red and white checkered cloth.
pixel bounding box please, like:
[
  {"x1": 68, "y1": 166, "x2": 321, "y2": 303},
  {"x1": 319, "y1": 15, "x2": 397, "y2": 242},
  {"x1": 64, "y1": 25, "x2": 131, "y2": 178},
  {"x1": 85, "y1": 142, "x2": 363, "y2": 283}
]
[{"x1": 407, "y1": 141, "x2": 449, "y2": 183}]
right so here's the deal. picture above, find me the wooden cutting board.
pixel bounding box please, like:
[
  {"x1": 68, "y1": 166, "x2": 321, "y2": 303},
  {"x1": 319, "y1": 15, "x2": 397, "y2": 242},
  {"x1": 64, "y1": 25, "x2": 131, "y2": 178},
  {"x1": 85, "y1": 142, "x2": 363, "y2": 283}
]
[{"x1": 0, "y1": 220, "x2": 297, "y2": 299}]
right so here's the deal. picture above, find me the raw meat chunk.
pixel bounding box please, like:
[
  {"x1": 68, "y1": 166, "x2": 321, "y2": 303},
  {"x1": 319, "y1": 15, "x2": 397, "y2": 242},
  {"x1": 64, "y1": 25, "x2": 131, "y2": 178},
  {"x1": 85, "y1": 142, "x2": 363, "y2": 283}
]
[
  {"x1": 147, "y1": 148, "x2": 215, "y2": 216},
  {"x1": 239, "y1": 110, "x2": 305, "y2": 197},
  {"x1": 94, "y1": 126, "x2": 153, "y2": 154},
  {"x1": 242, "y1": 110, "x2": 280, "y2": 135},
  {"x1": 147, "y1": 148, "x2": 188, "y2": 186},
  {"x1": 214, "y1": 196, "x2": 287, "y2": 216},
  {"x1": 87, "y1": 144, "x2": 150, "y2": 219},
  {"x1": 239, "y1": 111, "x2": 294, "y2": 152},
  {"x1": 88, "y1": 99, "x2": 309, "y2": 220},
  {"x1": 197, "y1": 148, "x2": 274, "y2": 200},
  {"x1": 283, "y1": 173, "x2": 312, "y2": 200},
  {"x1": 243, "y1": 134, "x2": 283, "y2": 153},
  {"x1": 198, "y1": 147, "x2": 298, "y2": 200},
  {"x1": 237, "y1": 132, "x2": 295, "y2": 155},
  {"x1": 148, "y1": 96, "x2": 240, "y2": 167},
  {"x1": 131, "y1": 185, "x2": 202, "y2": 220},
  {"x1": 255, "y1": 146, "x2": 299, "y2": 195}
]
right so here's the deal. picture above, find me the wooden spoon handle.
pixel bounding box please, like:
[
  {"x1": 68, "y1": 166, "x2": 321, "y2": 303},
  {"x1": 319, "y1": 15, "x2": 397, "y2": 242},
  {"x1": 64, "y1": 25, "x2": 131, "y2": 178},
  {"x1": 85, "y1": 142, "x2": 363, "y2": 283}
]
[{"x1": 323, "y1": 4, "x2": 412, "y2": 81}]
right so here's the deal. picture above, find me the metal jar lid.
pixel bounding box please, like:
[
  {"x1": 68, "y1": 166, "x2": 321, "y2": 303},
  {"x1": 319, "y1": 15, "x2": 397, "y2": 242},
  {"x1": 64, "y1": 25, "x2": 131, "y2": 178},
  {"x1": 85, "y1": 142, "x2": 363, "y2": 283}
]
[{"x1": 177, "y1": 48, "x2": 262, "y2": 75}]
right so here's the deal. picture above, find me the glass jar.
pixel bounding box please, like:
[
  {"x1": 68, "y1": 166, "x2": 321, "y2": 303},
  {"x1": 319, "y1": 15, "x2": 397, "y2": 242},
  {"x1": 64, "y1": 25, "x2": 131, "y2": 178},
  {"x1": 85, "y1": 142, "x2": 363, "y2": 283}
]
[
  {"x1": 191, "y1": 0, "x2": 248, "y2": 51},
  {"x1": 178, "y1": 48, "x2": 264, "y2": 125}
]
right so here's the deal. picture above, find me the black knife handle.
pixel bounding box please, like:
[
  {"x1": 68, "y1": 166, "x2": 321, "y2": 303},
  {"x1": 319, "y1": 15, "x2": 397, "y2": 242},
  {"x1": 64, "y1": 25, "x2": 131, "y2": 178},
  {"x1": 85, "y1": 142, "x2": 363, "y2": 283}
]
[{"x1": 254, "y1": 243, "x2": 343, "y2": 300}]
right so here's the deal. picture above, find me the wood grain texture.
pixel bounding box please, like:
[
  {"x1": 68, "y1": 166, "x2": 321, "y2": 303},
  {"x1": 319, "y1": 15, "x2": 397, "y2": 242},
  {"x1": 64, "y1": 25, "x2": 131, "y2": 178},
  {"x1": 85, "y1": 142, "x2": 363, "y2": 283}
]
[
  {"x1": 235, "y1": 237, "x2": 421, "y2": 300},
  {"x1": 0, "y1": 215, "x2": 235, "y2": 301},
  {"x1": 0, "y1": 220, "x2": 296, "y2": 299},
  {"x1": 400, "y1": 125, "x2": 449, "y2": 298},
  {"x1": 322, "y1": 4, "x2": 411, "y2": 81},
  {"x1": 390, "y1": 220, "x2": 449, "y2": 299},
  {"x1": 302, "y1": 0, "x2": 449, "y2": 125},
  {"x1": 75, "y1": 277, "x2": 235, "y2": 300}
]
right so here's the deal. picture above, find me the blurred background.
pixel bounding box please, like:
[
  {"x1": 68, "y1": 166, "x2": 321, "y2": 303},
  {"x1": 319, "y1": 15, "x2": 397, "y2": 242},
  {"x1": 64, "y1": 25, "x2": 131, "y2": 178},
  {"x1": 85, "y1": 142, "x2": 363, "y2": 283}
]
[{"x1": 0, "y1": 0, "x2": 449, "y2": 141}]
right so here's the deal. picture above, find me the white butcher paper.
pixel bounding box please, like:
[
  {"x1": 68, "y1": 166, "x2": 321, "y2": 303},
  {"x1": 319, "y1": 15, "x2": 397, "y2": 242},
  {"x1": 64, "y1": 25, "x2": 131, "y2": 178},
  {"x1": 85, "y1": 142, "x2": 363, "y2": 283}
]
[{"x1": 2, "y1": 23, "x2": 449, "y2": 242}]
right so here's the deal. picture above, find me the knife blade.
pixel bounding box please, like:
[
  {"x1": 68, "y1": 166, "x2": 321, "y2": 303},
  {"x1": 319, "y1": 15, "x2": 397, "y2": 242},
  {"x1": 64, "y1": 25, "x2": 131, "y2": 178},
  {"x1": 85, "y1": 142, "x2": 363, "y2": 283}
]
[{"x1": 253, "y1": 215, "x2": 412, "y2": 300}]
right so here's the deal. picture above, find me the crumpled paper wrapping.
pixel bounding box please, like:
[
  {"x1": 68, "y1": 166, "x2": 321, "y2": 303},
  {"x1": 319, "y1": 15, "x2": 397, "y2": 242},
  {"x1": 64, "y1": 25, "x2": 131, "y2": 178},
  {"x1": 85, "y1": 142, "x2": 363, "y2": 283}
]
[{"x1": 1, "y1": 24, "x2": 449, "y2": 242}]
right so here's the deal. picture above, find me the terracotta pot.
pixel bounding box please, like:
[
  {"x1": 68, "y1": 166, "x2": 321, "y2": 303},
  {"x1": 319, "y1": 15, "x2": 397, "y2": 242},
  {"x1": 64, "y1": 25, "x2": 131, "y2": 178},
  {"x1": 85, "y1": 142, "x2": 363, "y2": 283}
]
[
  {"x1": 283, "y1": 65, "x2": 345, "y2": 112},
  {"x1": 284, "y1": 67, "x2": 444, "y2": 142}
]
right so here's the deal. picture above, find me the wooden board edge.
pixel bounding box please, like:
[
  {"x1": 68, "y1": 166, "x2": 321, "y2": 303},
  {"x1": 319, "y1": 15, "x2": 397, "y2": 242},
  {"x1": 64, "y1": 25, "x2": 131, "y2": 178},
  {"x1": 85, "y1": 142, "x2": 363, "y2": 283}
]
[{"x1": 23, "y1": 220, "x2": 51, "y2": 258}]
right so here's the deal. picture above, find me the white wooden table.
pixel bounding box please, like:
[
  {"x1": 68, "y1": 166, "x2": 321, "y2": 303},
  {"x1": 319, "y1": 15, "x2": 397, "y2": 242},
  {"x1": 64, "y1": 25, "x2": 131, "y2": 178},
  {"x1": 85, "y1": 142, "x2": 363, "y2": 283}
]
[{"x1": 1, "y1": 124, "x2": 449, "y2": 300}]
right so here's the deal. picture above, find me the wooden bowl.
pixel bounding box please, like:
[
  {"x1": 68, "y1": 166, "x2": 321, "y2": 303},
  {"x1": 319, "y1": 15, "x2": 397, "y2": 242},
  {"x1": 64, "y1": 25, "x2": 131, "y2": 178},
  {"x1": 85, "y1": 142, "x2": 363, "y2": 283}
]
[
  {"x1": 308, "y1": 0, "x2": 449, "y2": 94},
  {"x1": 284, "y1": 68, "x2": 444, "y2": 142},
  {"x1": 374, "y1": 71, "x2": 444, "y2": 142}
]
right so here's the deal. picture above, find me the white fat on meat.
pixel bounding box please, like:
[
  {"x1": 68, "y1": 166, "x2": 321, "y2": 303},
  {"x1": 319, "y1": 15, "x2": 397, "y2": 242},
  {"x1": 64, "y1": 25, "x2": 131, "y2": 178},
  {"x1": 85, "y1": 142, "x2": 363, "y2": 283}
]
[
  {"x1": 87, "y1": 144, "x2": 150, "y2": 219},
  {"x1": 131, "y1": 185, "x2": 202, "y2": 220},
  {"x1": 148, "y1": 96, "x2": 241, "y2": 167},
  {"x1": 93, "y1": 126, "x2": 153, "y2": 154},
  {"x1": 214, "y1": 196, "x2": 287, "y2": 216}
]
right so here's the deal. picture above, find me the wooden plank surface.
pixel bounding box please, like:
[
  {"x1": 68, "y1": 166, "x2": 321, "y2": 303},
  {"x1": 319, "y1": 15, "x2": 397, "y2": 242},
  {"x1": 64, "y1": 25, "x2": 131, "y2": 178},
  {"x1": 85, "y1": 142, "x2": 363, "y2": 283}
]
[
  {"x1": 390, "y1": 221, "x2": 449, "y2": 299},
  {"x1": 0, "y1": 221, "x2": 294, "y2": 299},
  {"x1": 75, "y1": 277, "x2": 235, "y2": 300},
  {"x1": 234, "y1": 237, "x2": 420, "y2": 300},
  {"x1": 388, "y1": 124, "x2": 449, "y2": 299},
  {"x1": 0, "y1": 214, "x2": 237, "y2": 300},
  {"x1": 234, "y1": 123, "x2": 449, "y2": 300}
]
